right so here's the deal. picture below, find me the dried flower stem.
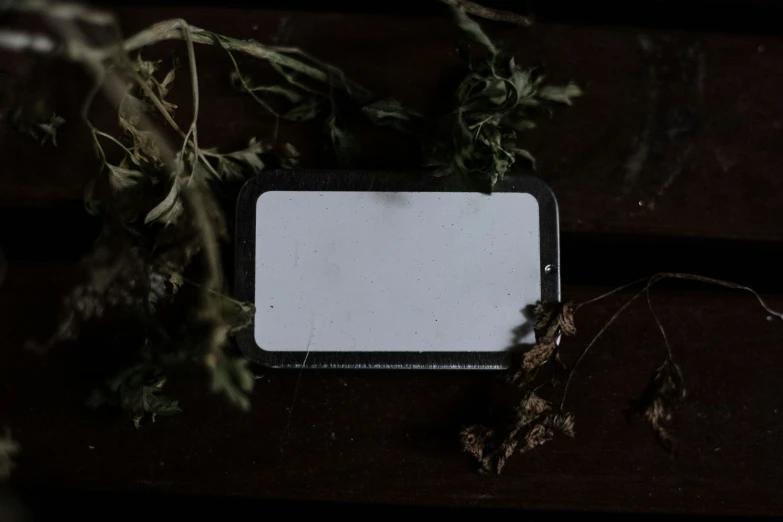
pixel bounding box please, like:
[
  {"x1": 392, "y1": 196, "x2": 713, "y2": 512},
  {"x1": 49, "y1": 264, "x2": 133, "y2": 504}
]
[
  {"x1": 120, "y1": 20, "x2": 372, "y2": 100},
  {"x1": 439, "y1": 0, "x2": 534, "y2": 27},
  {"x1": 561, "y1": 273, "x2": 783, "y2": 409}
]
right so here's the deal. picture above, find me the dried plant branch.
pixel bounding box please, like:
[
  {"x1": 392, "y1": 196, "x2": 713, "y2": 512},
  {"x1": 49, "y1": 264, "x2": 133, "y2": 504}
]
[
  {"x1": 7, "y1": 0, "x2": 259, "y2": 421},
  {"x1": 223, "y1": 48, "x2": 280, "y2": 139},
  {"x1": 428, "y1": 7, "x2": 581, "y2": 189},
  {"x1": 559, "y1": 287, "x2": 646, "y2": 409},
  {"x1": 465, "y1": 272, "x2": 782, "y2": 472},
  {"x1": 119, "y1": 20, "x2": 372, "y2": 101},
  {"x1": 562, "y1": 272, "x2": 783, "y2": 409},
  {"x1": 440, "y1": 0, "x2": 534, "y2": 27}
]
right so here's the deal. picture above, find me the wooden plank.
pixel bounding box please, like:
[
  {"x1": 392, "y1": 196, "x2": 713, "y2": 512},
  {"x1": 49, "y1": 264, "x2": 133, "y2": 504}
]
[
  {"x1": 3, "y1": 261, "x2": 783, "y2": 514},
  {"x1": 2, "y1": 8, "x2": 783, "y2": 242}
]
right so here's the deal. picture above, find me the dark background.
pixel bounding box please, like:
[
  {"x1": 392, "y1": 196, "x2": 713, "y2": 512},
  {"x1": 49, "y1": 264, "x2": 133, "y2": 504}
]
[{"x1": 3, "y1": 1, "x2": 783, "y2": 519}]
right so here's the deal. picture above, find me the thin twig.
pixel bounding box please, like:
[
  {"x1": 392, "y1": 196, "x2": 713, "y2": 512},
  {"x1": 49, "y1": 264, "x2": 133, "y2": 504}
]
[
  {"x1": 575, "y1": 277, "x2": 647, "y2": 311},
  {"x1": 92, "y1": 127, "x2": 136, "y2": 159},
  {"x1": 222, "y1": 48, "x2": 280, "y2": 140},
  {"x1": 560, "y1": 272, "x2": 783, "y2": 409},
  {"x1": 119, "y1": 21, "x2": 371, "y2": 99},
  {"x1": 179, "y1": 275, "x2": 247, "y2": 307},
  {"x1": 646, "y1": 278, "x2": 674, "y2": 361},
  {"x1": 560, "y1": 287, "x2": 646, "y2": 409},
  {"x1": 440, "y1": 0, "x2": 534, "y2": 27}
]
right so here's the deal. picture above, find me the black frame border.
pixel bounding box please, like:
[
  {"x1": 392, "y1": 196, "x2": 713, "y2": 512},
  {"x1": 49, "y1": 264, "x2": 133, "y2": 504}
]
[{"x1": 235, "y1": 170, "x2": 560, "y2": 369}]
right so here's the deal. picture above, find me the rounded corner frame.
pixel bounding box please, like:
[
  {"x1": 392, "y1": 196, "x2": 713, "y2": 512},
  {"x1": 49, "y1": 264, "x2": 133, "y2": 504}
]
[{"x1": 235, "y1": 170, "x2": 560, "y2": 370}]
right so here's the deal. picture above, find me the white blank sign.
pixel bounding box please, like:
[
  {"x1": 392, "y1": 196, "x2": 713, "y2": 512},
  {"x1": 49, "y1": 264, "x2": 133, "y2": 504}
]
[{"x1": 255, "y1": 191, "x2": 541, "y2": 353}]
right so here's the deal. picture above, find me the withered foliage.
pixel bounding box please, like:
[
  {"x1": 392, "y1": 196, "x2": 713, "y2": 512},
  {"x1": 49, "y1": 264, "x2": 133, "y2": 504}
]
[
  {"x1": 507, "y1": 300, "x2": 576, "y2": 386},
  {"x1": 464, "y1": 300, "x2": 578, "y2": 474},
  {"x1": 33, "y1": 51, "x2": 264, "y2": 426},
  {"x1": 628, "y1": 360, "x2": 686, "y2": 455},
  {"x1": 8, "y1": 3, "x2": 582, "y2": 425},
  {"x1": 425, "y1": 8, "x2": 581, "y2": 190},
  {"x1": 9, "y1": 107, "x2": 65, "y2": 145},
  {"x1": 461, "y1": 391, "x2": 574, "y2": 474},
  {"x1": 463, "y1": 273, "x2": 783, "y2": 474}
]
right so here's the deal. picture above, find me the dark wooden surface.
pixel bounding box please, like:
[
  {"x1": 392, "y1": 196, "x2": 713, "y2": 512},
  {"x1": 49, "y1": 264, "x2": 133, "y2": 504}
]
[{"x1": 2, "y1": 5, "x2": 783, "y2": 517}]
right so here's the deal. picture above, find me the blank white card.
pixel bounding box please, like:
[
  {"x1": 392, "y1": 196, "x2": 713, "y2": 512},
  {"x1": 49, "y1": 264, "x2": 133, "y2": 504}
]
[{"x1": 255, "y1": 191, "x2": 541, "y2": 352}]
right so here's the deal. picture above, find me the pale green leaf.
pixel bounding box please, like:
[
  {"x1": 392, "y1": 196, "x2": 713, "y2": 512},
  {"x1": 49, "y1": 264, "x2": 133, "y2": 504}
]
[
  {"x1": 511, "y1": 147, "x2": 537, "y2": 170},
  {"x1": 108, "y1": 163, "x2": 144, "y2": 192},
  {"x1": 159, "y1": 67, "x2": 176, "y2": 97},
  {"x1": 144, "y1": 180, "x2": 180, "y2": 224},
  {"x1": 327, "y1": 114, "x2": 358, "y2": 166},
  {"x1": 210, "y1": 358, "x2": 254, "y2": 411},
  {"x1": 250, "y1": 85, "x2": 304, "y2": 104},
  {"x1": 537, "y1": 83, "x2": 583, "y2": 105},
  {"x1": 36, "y1": 113, "x2": 65, "y2": 146},
  {"x1": 283, "y1": 98, "x2": 323, "y2": 122},
  {"x1": 141, "y1": 384, "x2": 182, "y2": 416},
  {"x1": 453, "y1": 7, "x2": 497, "y2": 55},
  {"x1": 361, "y1": 98, "x2": 411, "y2": 123}
]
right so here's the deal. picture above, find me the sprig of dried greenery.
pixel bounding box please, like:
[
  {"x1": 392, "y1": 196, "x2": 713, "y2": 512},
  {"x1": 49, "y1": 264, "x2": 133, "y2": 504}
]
[
  {"x1": 3, "y1": 2, "x2": 580, "y2": 424},
  {"x1": 8, "y1": 2, "x2": 266, "y2": 425},
  {"x1": 439, "y1": 0, "x2": 534, "y2": 27},
  {"x1": 462, "y1": 273, "x2": 783, "y2": 473},
  {"x1": 8, "y1": 107, "x2": 65, "y2": 145},
  {"x1": 426, "y1": 7, "x2": 581, "y2": 190}
]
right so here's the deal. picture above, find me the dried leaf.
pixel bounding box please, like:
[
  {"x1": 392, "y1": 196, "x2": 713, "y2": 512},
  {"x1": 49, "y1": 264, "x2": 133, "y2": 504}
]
[
  {"x1": 361, "y1": 98, "x2": 421, "y2": 133},
  {"x1": 159, "y1": 66, "x2": 177, "y2": 97},
  {"x1": 9, "y1": 107, "x2": 65, "y2": 146},
  {"x1": 327, "y1": 114, "x2": 358, "y2": 166},
  {"x1": 629, "y1": 360, "x2": 686, "y2": 454},
  {"x1": 118, "y1": 92, "x2": 163, "y2": 165},
  {"x1": 518, "y1": 423, "x2": 553, "y2": 454},
  {"x1": 532, "y1": 300, "x2": 577, "y2": 341},
  {"x1": 144, "y1": 179, "x2": 181, "y2": 224},
  {"x1": 30, "y1": 239, "x2": 148, "y2": 352},
  {"x1": 453, "y1": 6, "x2": 497, "y2": 55},
  {"x1": 0, "y1": 429, "x2": 19, "y2": 481},
  {"x1": 133, "y1": 55, "x2": 160, "y2": 78},
  {"x1": 537, "y1": 83, "x2": 583, "y2": 105},
  {"x1": 460, "y1": 425, "x2": 495, "y2": 464},
  {"x1": 521, "y1": 339, "x2": 557, "y2": 372},
  {"x1": 280, "y1": 142, "x2": 300, "y2": 169},
  {"x1": 141, "y1": 381, "x2": 182, "y2": 419},
  {"x1": 212, "y1": 137, "x2": 269, "y2": 181},
  {"x1": 210, "y1": 357, "x2": 254, "y2": 411},
  {"x1": 511, "y1": 147, "x2": 536, "y2": 170},
  {"x1": 107, "y1": 162, "x2": 144, "y2": 192},
  {"x1": 36, "y1": 113, "x2": 65, "y2": 145},
  {"x1": 87, "y1": 364, "x2": 182, "y2": 427},
  {"x1": 461, "y1": 393, "x2": 572, "y2": 474},
  {"x1": 283, "y1": 97, "x2": 323, "y2": 122},
  {"x1": 517, "y1": 391, "x2": 551, "y2": 425},
  {"x1": 433, "y1": 9, "x2": 579, "y2": 189},
  {"x1": 544, "y1": 412, "x2": 576, "y2": 438}
]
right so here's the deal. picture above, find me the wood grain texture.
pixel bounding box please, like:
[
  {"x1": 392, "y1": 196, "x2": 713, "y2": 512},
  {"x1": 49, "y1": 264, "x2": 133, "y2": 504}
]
[
  {"x1": 2, "y1": 262, "x2": 783, "y2": 514},
  {"x1": 1, "y1": 8, "x2": 783, "y2": 240},
  {"x1": 2, "y1": 5, "x2": 783, "y2": 516}
]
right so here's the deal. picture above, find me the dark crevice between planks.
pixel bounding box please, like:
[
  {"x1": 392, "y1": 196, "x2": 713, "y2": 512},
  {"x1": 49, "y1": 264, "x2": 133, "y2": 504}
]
[
  {"x1": 103, "y1": 0, "x2": 783, "y2": 36},
  {"x1": 2, "y1": 485, "x2": 743, "y2": 520},
  {"x1": 1, "y1": 205, "x2": 782, "y2": 293}
]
